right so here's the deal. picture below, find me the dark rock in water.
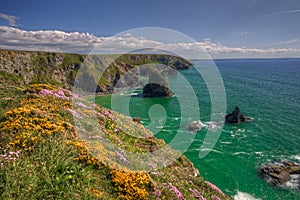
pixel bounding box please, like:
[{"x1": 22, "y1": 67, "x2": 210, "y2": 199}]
[
  {"x1": 260, "y1": 160, "x2": 300, "y2": 189},
  {"x1": 225, "y1": 107, "x2": 252, "y2": 124},
  {"x1": 142, "y1": 68, "x2": 172, "y2": 98},
  {"x1": 143, "y1": 83, "x2": 172, "y2": 98}
]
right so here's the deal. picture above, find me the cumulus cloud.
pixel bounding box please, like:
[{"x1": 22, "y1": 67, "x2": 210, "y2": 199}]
[
  {"x1": 0, "y1": 13, "x2": 19, "y2": 26},
  {"x1": 0, "y1": 26, "x2": 299, "y2": 58}
]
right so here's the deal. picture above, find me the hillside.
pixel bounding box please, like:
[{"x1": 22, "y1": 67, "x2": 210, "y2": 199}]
[
  {"x1": 0, "y1": 49, "x2": 230, "y2": 199},
  {"x1": 0, "y1": 49, "x2": 190, "y2": 93}
]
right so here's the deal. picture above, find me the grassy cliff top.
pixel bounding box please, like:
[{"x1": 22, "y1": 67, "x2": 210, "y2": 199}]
[{"x1": 0, "y1": 50, "x2": 230, "y2": 199}]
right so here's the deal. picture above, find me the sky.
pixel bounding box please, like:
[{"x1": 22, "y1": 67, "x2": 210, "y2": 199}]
[{"x1": 1, "y1": 0, "x2": 300, "y2": 58}]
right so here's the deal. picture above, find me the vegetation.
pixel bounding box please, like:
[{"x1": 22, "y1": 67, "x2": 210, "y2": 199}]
[{"x1": 0, "y1": 50, "x2": 230, "y2": 199}]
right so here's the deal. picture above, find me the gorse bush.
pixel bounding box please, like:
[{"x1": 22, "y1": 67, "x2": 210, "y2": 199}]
[{"x1": 111, "y1": 169, "x2": 150, "y2": 200}]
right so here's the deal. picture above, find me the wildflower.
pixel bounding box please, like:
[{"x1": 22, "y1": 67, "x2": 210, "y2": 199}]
[
  {"x1": 103, "y1": 110, "x2": 111, "y2": 116},
  {"x1": 0, "y1": 148, "x2": 20, "y2": 167},
  {"x1": 76, "y1": 102, "x2": 89, "y2": 109},
  {"x1": 204, "y1": 181, "x2": 225, "y2": 197},
  {"x1": 150, "y1": 171, "x2": 161, "y2": 176},
  {"x1": 111, "y1": 169, "x2": 150, "y2": 199},
  {"x1": 214, "y1": 196, "x2": 221, "y2": 200},
  {"x1": 189, "y1": 188, "x2": 206, "y2": 200},
  {"x1": 39, "y1": 89, "x2": 70, "y2": 100},
  {"x1": 65, "y1": 108, "x2": 82, "y2": 118},
  {"x1": 152, "y1": 188, "x2": 162, "y2": 198},
  {"x1": 115, "y1": 150, "x2": 128, "y2": 162},
  {"x1": 169, "y1": 183, "x2": 186, "y2": 200},
  {"x1": 61, "y1": 88, "x2": 80, "y2": 99}
]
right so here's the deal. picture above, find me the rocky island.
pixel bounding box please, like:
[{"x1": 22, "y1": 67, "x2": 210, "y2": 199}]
[
  {"x1": 260, "y1": 160, "x2": 300, "y2": 190},
  {"x1": 225, "y1": 106, "x2": 252, "y2": 124}
]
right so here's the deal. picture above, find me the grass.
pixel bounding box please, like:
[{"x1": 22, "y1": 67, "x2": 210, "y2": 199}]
[{"x1": 0, "y1": 137, "x2": 95, "y2": 199}]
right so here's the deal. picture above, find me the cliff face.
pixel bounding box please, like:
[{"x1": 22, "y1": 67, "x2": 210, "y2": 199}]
[
  {"x1": 0, "y1": 49, "x2": 190, "y2": 93},
  {"x1": 0, "y1": 50, "x2": 83, "y2": 88}
]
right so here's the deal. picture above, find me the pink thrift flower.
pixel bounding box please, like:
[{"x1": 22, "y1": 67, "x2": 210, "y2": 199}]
[
  {"x1": 76, "y1": 102, "x2": 89, "y2": 109},
  {"x1": 214, "y1": 196, "x2": 221, "y2": 200},
  {"x1": 103, "y1": 110, "x2": 111, "y2": 115},
  {"x1": 205, "y1": 181, "x2": 225, "y2": 197},
  {"x1": 169, "y1": 183, "x2": 186, "y2": 200},
  {"x1": 115, "y1": 151, "x2": 128, "y2": 162},
  {"x1": 65, "y1": 108, "x2": 82, "y2": 118},
  {"x1": 39, "y1": 89, "x2": 70, "y2": 100},
  {"x1": 189, "y1": 188, "x2": 206, "y2": 200}
]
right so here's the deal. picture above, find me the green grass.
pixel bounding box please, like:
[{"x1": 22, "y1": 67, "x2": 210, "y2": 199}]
[
  {"x1": 0, "y1": 71, "x2": 24, "y2": 115},
  {"x1": 0, "y1": 135, "x2": 117, "y2": 200},
  {"x1": 1, "y1": 137, "x2": 91, "y2": 199}
]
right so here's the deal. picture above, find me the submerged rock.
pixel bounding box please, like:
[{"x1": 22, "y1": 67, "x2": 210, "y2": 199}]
[
  {"x1": 225, "y1": 107, "x2": 252, "y2": 124},
  {"x1": 186, "y1": 120, "x2": 220, "y2": 132},
  {"x1": 187, "y1": 121, "x2": 204, "y2": 132},
  {"x1": 260, "y1": 160, "x2": 300, "y2": 189}
]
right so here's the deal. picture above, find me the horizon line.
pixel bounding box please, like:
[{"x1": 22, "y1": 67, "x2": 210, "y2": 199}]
[{"x1": 1, "y1": 48, "x2": 300, "y2": 61}]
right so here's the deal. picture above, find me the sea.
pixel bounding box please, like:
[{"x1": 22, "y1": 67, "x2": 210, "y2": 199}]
[{"x1": 94, "y1": 59, "x2": 300, "y2": 200}]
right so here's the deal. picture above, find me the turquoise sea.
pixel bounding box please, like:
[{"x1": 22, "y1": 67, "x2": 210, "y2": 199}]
[{"x1": 95, "y1": 59, "x2": 300, "y2": 199}]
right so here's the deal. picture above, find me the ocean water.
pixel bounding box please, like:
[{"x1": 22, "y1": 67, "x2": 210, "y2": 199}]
[{"x1": 94, "y1": 59, "x2": 300, "y2": 199}]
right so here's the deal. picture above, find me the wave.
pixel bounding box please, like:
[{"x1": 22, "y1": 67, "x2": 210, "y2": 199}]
[
  {"x1": 254, "y1": 152, "x2": 264, "y2": 156},
  {"x1": 292, "y1": 155, "x2": 300, "y2": 161},
  {"x1": 284, "y1": 174, "x2": 300, "y2": 190},
  {"x1": 199, "y1": 148, "x2": 224, "y2": 154},
  {"x1": 233, "y1": 191, "x2": 261, "y2": 200},
  {"x1": 220, "y1": 141, "x2": 232, "y2": 145},
  {"x1": 233, "y1": 152, "x2": 250, "y2": 155}
]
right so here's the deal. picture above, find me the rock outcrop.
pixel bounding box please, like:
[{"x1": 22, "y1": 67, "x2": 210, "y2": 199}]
[
  {"x1": 142, "y1": 68, "x2": 173, "y2": 98},
  {"x1": 143, "y1": 83, "x2": 172, "y2": 98},
  {"x1": 225, "y1": 107, "x2": 252, "y2": 124},
  {"x1": 260, "y1": 161, "x2": 300, "y2": 189}
]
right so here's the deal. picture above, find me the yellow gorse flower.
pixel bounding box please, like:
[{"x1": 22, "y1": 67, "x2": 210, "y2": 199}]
[{"x1": 111, "y1": 169, "x2": 150, "y2": 199}]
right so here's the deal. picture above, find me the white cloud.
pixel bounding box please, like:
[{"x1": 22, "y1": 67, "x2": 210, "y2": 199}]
[
  {"x1": 0, "y1": 13, "x2": 19, "y2": 27},
  {"x1": 274, "y1": 38, "x2": 300, "y2": 46},
  {"x1": 0, "y1": 26, "x2": 299, "y2": 58},
  {"x1": 265, "y1": 9, "x2": 300, "y2": 17},
  {"x1": 236, "y1": 31, "x2": 248, "y2": 36}
]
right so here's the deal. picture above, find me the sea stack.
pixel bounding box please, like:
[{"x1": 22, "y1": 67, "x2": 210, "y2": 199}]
[
  {"x1": 142, "y1": 68, "x2": 173, "y2": 98},
  {"x1": 225, "y1": 107, "x2": 252, "y2": 124},
  {"x1": 143, "y1": 83, "x2": 172, "y2": 98}
]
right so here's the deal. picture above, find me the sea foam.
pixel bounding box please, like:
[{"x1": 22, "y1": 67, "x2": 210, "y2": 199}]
[{"x1": 233, "y1": 191, "x2": 260, "y2": 200}]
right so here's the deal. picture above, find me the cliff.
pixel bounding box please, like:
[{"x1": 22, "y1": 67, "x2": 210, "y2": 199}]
[
  {"x1": 0, "y1": 49, "x2": 190, "y2": 94},
  {"x1": 0, "y1": 49, "x2": 230, "y2": 199}
]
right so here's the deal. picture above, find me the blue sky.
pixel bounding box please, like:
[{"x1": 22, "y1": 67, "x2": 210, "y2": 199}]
[{"x1": 1, "y1": 0, "x2": 300, "y2": 58}]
